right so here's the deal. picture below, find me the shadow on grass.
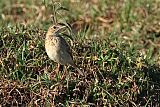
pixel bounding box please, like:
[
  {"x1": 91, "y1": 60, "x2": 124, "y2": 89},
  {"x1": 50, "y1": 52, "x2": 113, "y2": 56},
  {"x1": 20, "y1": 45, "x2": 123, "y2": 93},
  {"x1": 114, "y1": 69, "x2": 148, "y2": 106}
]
[{"x1": 135, "y1": 65, "x2": 160, "y2": 106}]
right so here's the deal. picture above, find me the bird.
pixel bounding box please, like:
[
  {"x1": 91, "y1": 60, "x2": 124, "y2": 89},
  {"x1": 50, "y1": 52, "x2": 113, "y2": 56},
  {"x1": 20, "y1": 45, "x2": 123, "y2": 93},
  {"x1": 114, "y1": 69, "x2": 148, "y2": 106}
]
[{"x1": 45, "y1": 23, "x2": 84, "y2": 79}]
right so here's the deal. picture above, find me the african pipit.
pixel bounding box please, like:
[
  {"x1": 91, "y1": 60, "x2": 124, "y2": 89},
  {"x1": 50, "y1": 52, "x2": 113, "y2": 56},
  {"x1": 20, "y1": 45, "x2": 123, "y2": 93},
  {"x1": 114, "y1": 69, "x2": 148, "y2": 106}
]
[{"x1": 45, "y1": 23, "x2": 84, "y2": 78}]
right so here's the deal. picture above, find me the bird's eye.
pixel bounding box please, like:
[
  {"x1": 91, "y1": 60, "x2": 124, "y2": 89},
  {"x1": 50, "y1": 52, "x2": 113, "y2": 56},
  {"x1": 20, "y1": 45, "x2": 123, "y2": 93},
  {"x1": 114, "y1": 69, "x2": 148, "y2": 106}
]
[{"x1": 53, "y1": 26, "x2": 56, "y2": 29}]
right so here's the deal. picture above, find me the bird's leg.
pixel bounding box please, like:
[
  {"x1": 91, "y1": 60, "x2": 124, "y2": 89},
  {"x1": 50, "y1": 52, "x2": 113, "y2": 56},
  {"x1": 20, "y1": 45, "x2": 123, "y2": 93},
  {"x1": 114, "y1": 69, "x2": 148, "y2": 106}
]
[
  {"x1": 55, "y1": 63, "x2": 61, "y2": 75},
  {"x1": 49, "y1": 63, "x2": 60, "y2": 80},
  {"x1": 61, "y1": 66, "x2": 68, "y2": 81}
]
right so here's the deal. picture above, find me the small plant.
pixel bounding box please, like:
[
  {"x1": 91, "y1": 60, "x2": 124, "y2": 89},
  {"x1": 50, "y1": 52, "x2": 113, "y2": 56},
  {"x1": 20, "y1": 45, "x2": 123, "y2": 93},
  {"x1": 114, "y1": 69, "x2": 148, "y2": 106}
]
[{"x1": 0, "y1": 0, "x2": 160, "y2": 106}]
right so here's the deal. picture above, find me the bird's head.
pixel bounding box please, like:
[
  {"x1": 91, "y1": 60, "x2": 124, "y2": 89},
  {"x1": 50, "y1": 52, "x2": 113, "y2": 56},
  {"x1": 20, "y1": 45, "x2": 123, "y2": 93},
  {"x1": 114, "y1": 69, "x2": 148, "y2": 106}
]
[
  {"x1": 48, "y1": 23, "x2": 66, "y2": 35},
  {"x1": 47, "y1": 23, "x2": 73, "y2": 40}
]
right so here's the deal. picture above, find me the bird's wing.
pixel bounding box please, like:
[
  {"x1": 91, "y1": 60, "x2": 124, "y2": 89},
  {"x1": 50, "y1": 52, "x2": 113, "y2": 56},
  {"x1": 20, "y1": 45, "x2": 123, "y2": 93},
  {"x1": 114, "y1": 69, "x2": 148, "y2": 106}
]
[{"x1": 57, "y1": 35, "x2": 73, "y2": 59}]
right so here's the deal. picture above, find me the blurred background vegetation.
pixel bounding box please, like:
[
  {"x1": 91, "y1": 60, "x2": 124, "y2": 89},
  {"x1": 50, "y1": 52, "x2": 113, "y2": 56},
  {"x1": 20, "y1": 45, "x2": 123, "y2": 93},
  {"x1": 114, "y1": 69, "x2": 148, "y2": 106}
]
[{"x1": 0, "y1": 0, "x2": 160, "y2": 106}]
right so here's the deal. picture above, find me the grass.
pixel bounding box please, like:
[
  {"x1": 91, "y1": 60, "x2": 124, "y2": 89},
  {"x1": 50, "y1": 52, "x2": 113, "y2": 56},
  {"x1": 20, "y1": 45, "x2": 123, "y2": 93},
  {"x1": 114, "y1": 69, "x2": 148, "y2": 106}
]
[{"x1": 0, "y1": 0, "x2": 160, "y2": 106}]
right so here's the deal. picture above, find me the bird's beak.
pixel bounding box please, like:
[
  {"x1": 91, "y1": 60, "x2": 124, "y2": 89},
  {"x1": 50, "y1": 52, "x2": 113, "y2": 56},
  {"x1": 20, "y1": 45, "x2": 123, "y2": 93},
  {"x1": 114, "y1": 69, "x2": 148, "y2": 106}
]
[
  {"x1": 56, "y1": 23, "x2": 74, "y2": 40},
  {"x1": 57, "y1": 22, "x2": 72, "y2": 33},
  {"x1": 56, "y1": 24, "x2": 67, "y2": 33}
]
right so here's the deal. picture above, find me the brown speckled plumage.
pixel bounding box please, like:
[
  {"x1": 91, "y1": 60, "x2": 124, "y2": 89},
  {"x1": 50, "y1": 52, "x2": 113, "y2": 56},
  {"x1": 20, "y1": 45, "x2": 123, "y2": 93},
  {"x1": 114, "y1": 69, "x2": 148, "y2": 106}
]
[{"x1": 45, "y1": 24, "x2": 84, "y2": 76}]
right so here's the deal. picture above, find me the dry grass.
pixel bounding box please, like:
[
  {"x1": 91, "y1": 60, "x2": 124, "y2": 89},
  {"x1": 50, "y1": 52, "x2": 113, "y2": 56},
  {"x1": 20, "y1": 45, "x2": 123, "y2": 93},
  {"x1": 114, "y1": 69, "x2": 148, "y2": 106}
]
[{"x1": 0, "y1": 0, "x2": 160, "y2": 106}]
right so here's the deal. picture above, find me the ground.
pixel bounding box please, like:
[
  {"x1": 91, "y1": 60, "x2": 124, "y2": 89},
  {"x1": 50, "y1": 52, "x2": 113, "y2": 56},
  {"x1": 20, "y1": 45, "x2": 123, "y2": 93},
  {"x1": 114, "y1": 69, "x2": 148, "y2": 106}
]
[{"x1": 0, "y1": 0, "x2": 160, "y2": 106}]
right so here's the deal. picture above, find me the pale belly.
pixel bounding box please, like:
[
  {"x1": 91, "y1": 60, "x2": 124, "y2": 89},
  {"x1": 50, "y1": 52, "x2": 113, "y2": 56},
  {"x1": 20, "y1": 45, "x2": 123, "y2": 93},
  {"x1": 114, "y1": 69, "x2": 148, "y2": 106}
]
[
  {"x1": 45, "y1": 44, "x2": 70, "y2": 65},
  {"x1": 46, "y1": 47, "x2": 57, "y2": 61},
  {"x1": 45, "y1": 40, "x2": 58, "y2": 61},
  {"x1": 45, "y1": 37, "x2": 74, "y2": 66}
]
